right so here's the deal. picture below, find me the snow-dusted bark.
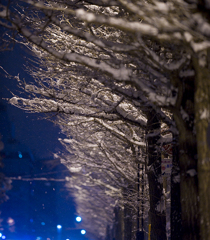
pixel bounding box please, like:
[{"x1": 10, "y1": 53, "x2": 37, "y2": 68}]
[{"x1": 193, "y1": 54, "x2": 210, "y2": 240}]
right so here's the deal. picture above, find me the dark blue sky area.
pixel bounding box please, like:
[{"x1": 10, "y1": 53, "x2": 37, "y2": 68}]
[
  {"x1": 0, "y1": 45, "x2": 88, "y2": 240},
  {"x1": 0, "y1": 45, "x2": 63, "y2": 159}
]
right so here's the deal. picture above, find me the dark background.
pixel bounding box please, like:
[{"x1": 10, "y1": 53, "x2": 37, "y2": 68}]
[
  {"x1": 0, "y1": 45, "x2": 62, "y2": 160},
  {"x1": 0, "y1": 45, "x2": 87, "y2": 240}
]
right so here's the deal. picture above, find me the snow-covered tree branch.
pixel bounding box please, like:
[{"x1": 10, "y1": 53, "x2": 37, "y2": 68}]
[{"x1": 1, "y1": 0, "x2": 210, "y2": 239}]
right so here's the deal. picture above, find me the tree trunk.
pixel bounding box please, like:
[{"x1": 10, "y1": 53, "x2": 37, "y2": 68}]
[
  {"x1": 173, "y1": 74, "x2": 199, "y2": 240},
  {"x1": 178, "y1": 133, "x2": 199, "y2": 240},
  {"x1": 171, "y1": 134, "x2": 182, "y2": 240},
  {"x1": 113, "y1": 206, "x2": 124, "y2": 240},
  {"x1": 147, "y1": 110, "x2": 166, "y2": 240},
  {"x1": 194, "y1": 54, "x2": 210, "y2": 240},
  {"x1": 124, "y1": 204, "x2": 133, "y2": 240},
  {"x1": 105, "y1": 225, "x2": 112, "y2": 240},
  {"x1": 136, "y1": 163, "x2": 144, "y2": 240}
]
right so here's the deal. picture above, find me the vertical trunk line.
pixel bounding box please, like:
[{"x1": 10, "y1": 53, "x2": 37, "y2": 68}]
[
  {"x1": 171, "y1": 133, "x2": 182, "y2": 240},
  {"x1": 194, "y1": 54, "x2": 210, "y2": 240},
  {"x1": 146, "y1": 111, "x2": 166, "y2": 240}
]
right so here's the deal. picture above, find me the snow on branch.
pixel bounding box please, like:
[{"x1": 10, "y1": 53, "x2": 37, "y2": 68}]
[
  {"x1": 11, "y1": 19, "x2": 133, "y2": 81},
  {"x1": 75, "y1": 9, "x2": 158, "y2": 36},
  {"x1": 94, "y1": 118, "x2": 146, "y2": 147},
  {"x1": 48, "y1": 14, "x2": 140, "y2": 53}
]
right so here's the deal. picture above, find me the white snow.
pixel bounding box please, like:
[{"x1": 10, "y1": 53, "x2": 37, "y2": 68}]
[
  {"x1": 191, "y1": 41, "x2": 210, "y2": 53},
  {"x1": 173, "y1": 175, "x2": 180, "y2": 183},
  {"x1": 155, "y1": 196, "x2": 165, "y2": 213},
  {"x1": 154, "y1": 2, "x2": 169, "y2": 13},
  {"x1": 9, "y1": 97, "x2": 19, "y2": 105},
  {"x1": 186, "y1": 169, "x2": 197, "y2": 177},
  {"x1": 0, "y1": 9, "x2": 7, "y2": 17},
  {"x1": 200, "y1": 109, "x2": 209, "y2": 120},
  {"x1": 184, "y1": 32, "x2": 193, "y2": 43},
  {"x1": 75, "y1": 9, "x2": 158, "y2": 36},
  {"x1": 69, "y1": 166, "x2": 82, "y2": 173},
  {"x1": 64, "y1": 52, "x2": 132, "y2": 81},
  {"x1": 180, "y1": 107, "x2": 189, "y2": 121},
  {"x1": 76, "y1": 9, "x2": 96, "y2": 22}
]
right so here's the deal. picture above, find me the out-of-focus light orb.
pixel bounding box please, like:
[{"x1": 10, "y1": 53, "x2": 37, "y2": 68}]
[
  {"x1": 2, "y1": 236, "x2": 6, "y2": 239},
  {"x1": 76, "y1": 216, "x2": 82, "y2": 222},
  {"x1": 7, "y1": 217, "x2": 15, "y2": 225},
  {"x1": 41, "y1": 222, "x2": 45, "y2": 225},
  {"x1": 18, "y1": 151, "x2": 23, "y2": 158},
  {"x1": 57, "y1": 224, "x2": 62, "y2": 229},
  {"x1": 0, "y1": 233, "x2": 2, "y2": 237},
  {"x1": 81, "y1": 229, "x2": 86, "y2": 235},
  {"x1": 66, "y1": 239, "x2": 70, "y2": 240}
]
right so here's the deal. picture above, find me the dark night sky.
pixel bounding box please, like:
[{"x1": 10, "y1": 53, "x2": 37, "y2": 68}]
[
  {"x1": 0, "y1": 44, "x2": 90, "y2": 240},
  {"x1": 0, "y1": 45, "x2": 63, "y2": 159}
]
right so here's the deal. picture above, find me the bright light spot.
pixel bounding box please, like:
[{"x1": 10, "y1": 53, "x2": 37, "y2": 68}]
[
  {"x1": 41, "y1": 222, "x2": 45, "y2": 226},
  {"x1": 76, "y1": 216, "x2": 82, "y2": 222},
  {"x1": 7, "y1": 217, "x2": 15, "y2": 226},
  {"x1": 36, "y1": 237, "x2": 41, "y2": 240},
  {"x1": 57, "y1": 225, "x2": 62, "y2": 229},
  {"x1": 0, "y1": 233, "x2": 2, "y2": 237},
  {"x1": 69, "y1": 166, "x2": 82, "y2": 172},
  {"x1": 66, "y1": 239, "x2": 70, "y2": 240},
  {"x1": 2, "y1": 236, "x2": 6, "y2": 239},
  {"x1": 18, "y1": 151, "x2": 23, "y2": 158},
  {"x1": 81, "y1": 229, "x2": 86, "y2": 235}
]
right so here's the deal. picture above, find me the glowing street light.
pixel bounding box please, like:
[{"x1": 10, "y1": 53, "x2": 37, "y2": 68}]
[
  {"x1": 76, "y1": 216, "x2": 82, "y2": 222},
  {"x1": 57, "y1": 224, "x2": 62, "y2": 230},
  {"x1": 57, "y1": 224, "x2": 62, "y2": 240},
  {"x1": 81, "y1": 229, "x2": 86, "y2": 235}
]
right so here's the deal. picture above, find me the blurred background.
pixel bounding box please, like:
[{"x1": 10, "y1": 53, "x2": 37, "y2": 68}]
[{"x1": 0, "y1": 46, "x2": 88, "y2": 240}]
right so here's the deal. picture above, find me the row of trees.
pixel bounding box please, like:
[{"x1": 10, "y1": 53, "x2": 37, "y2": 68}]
[{"x1": 1, "y1": 0, "x2": 210, "y2": 239}]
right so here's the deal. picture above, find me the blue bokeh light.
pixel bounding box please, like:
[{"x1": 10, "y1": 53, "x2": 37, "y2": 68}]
[
  {"x1": 18, "y1": 151, "x2": 23, "y2": 158},
  {"x1": 81, "y1": 229, "x2": 86, "y2": 235},
  {"x1": 76, "y1": 216, "x2": 82, "y2": 222},
  {"x1": 57, "y1": 224, "x2": 62, "y2": 229}
]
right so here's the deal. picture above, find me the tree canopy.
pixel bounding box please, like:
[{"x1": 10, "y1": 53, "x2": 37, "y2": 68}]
[{"x1": 1, "y1": 0, "x2": 210, "y2": 240}]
